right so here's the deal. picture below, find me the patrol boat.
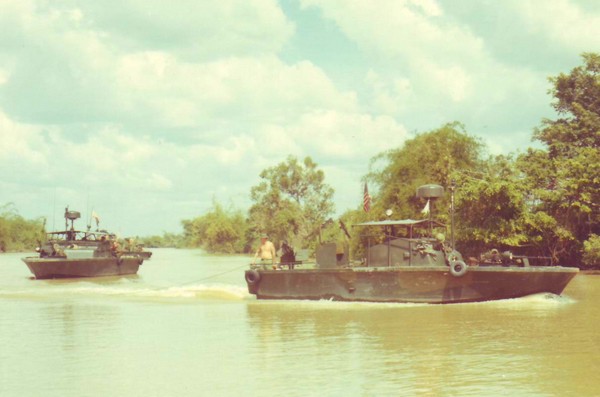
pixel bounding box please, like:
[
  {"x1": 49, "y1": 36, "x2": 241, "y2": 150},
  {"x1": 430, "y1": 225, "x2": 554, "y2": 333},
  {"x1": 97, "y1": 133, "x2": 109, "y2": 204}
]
[
  {"x1": 22, "y1": 208, "x2": 148, "y2": 279},
  {"x1": 244, "y1": 184, "x2": 578, "y2": 304}
]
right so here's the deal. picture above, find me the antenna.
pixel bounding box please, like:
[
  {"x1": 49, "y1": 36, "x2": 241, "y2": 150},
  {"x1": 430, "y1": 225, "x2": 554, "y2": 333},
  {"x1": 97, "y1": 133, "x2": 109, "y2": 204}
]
[
  {"x1": 449, "y1": 180, "x2": 456, "y2": 249},
  {"x1": 86, "y1": 192, "x2": 90, "y2": 231},
  {"x1": 52, "y1": 188, "x2": 56, "y2": 232}
]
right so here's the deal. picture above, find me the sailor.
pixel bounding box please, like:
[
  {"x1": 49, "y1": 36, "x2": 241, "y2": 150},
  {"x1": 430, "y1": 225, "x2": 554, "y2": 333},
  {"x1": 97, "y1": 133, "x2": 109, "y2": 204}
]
[
  {"x1": 126, "y1": 238, "x2": 136, "y2": 252},
  {"x1": 252, "y1": 234, "x2": 276, "y2": 269},
  {"x1": 280, "y1": 240, "x2": 296, "y2": 268},
  {"x1": 110, "y1": 238, "x2": 122, "y2": 256}
]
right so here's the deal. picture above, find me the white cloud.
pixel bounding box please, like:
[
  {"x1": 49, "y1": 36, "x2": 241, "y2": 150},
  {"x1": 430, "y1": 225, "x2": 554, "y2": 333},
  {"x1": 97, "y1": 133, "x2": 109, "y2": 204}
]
[
  {"x1": 411, "y1": 0, "x2": 442, "y2": 17},
  {"x1": 511, "y1": 0, "x2": 600, "y2": 50},
  {"x1": 257, "y1": 110, "x2": 408, "y2": 160},
  {"x1": 300, "y1": 0, "x2": 565, "y2": 155},
  {"x1": 112, "y1": 54, "x2": 360, "y2": 132},
  {"x1": 0, "y1": 0, "x2": 298, "y2": 127},
  {"x1": 0, "y1": 112, "x2": 45, "y2": 166},
  {"x1": 301, "y1": 0, "x2": 484, "y2": 64},
  {"x1": 365, "y1": 70, "x2": 412, "y2": 114},
  {"x1": 83, "y1": 0, "x2": 295, "y2": 59}
]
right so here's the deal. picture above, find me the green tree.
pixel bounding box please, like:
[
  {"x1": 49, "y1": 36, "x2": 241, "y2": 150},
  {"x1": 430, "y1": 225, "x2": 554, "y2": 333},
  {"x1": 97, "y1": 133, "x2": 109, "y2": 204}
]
[
  {"x1": 350, "y1": 123, "x2": 484, "y2": 259},
  {"x1": 367, "y1": 122, "x2": 483, "y2": 222},
  {"x1": 182, "y1": 200, "x2": 248, "y2": 253},
  {"x1": 582, "y1": 234, "x2": 600, "y2": 268},
  {"x1": 0, "y1": 203, "x2": 45, "y2": 252},
  {"x1": 138, "y1": 232, "x2": 184, "y2": 248},
  {"x1": 518, "y1": 52, "x2": 600, "y2": 263},
  {"x1": 248, "y1": 156, "x2": 334, "y2": 249},
  {"x1": 452, "y1": 155, "x2": 531, "y2": 258}
]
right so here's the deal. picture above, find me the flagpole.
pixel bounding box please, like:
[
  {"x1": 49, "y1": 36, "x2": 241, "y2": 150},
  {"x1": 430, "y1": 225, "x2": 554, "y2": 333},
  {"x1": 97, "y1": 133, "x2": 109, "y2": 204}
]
[
  {"x1": 450, "y1": 180, "x2": 456, "y2": 249},
  {"x1": 429, "y1": 199, "x2": 432, "y2": 237},
  {"x1": 416, "y1": 184, "x2": 444, "y2": 238}
]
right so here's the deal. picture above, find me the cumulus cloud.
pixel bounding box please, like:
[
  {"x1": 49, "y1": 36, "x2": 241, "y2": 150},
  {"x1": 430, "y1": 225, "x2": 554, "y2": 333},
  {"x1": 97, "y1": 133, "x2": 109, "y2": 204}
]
[
  {"x1": 300, "y1": 0, "x2": 569, "y2": 152},
  {"x1": 113, "y1": 54, "x2": 359, "y2": 132},
  {"x1": 510, "y1": 0, "x2": 600, "y2": 50},
  {"x1": 260, "y1": 110, "x2": 407, "y2": 159},
  {"x1": 74, "y1": 0, "x2": 294, "y2": 59},
  {"x1": 0, "y1": 111, "x2": 46, "y2": 165}
]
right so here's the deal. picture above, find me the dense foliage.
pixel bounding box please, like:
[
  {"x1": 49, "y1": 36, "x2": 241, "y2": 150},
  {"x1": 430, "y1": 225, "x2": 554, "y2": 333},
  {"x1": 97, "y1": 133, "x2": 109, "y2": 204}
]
[
  {"x1": 247, "y1": 156, "x2": 334, "y2": 250},
  {"x1": 138, "y1": 232, "x2": 184, "y2": 248},
  {"x1": 343, "y1": 122, "x2": 484, "y2": 258},
  {"x1": 366, "y1": 121, "x2": 483, "y2": 221},
  {"x1": 516, "y1": 53, "x2": 600, "y2": 264},
  {"x1": 182, "y1": 201, "x2": 249, "y2": 253},
  {"x1": 582, "y1": 234, "x2": 600, "y2": 268},
  {"x1": 344, "y1": 53, "x2": 599, "y2": 266},
  {"x1": 0, "y1": 203, "x2": 45, "y2": 252}
]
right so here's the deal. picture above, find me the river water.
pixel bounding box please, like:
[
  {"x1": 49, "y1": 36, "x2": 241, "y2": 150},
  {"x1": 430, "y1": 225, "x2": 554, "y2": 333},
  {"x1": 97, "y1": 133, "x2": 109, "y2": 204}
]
[{"x1": 0, "y1": 249, "x2": 598, "y2": 397}]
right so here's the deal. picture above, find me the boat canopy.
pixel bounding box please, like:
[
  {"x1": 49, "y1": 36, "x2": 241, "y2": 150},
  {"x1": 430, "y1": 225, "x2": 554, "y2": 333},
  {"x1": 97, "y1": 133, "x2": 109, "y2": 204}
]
[
  {"x1": 353, "y1": 219, "x2": 445, "y2": 228},
  {"x1": 46, "y1": 229, "x2": 112, "y2": 241}
]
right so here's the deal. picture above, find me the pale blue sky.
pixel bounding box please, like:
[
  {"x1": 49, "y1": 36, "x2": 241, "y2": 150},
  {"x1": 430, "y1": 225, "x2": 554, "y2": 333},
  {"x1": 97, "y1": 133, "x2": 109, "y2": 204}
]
[{"x1": 0, "y1": 0, "x2": 598, "y2": 236}]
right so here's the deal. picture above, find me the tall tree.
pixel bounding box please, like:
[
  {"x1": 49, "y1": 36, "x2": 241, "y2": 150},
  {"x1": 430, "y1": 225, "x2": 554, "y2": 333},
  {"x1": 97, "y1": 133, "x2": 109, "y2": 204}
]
[
  {"x1": 248, "y1": 156, "x2": 334, "y2": 248},
  {"x1": 0, "y1": 203, "x2": 45, "y2": 252},
  {"x1": 519, "y1": 53, "x2": 600, "y2": 263},
  {"x1": 346, "y1": 123, "x2": 484, "y2": 259},
  {"x1": 367, "y1": 122, "x2": 483, "y2": 221},
  {"x1": 453, "y1": 155, "x2": 530, "y2": 258},
  {"x1": 181, "y1": 200, "x2": 248, "y2": 253}
]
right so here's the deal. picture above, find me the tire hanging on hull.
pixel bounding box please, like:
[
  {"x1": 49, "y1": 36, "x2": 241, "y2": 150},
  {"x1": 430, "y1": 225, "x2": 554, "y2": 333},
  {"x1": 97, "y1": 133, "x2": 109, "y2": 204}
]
[
  {"x1": 450, "y1": 260, "x2": 468, "y2": 277},
  {"x1": 245, "y1": 269, "x2": 261, "y2": 285}
]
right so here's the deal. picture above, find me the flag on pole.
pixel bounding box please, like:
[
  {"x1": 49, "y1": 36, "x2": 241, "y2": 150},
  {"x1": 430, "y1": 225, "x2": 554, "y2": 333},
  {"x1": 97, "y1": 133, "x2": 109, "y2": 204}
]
[
  {"x1": 363, "y1": 183, "x2": 371, "y2": 212},
  {"x1": 421, "y1": 199, "x2": 430, "y2": 215},
  {"x1": 91, "y1": 211, "x2": 100, "y2": 227}
]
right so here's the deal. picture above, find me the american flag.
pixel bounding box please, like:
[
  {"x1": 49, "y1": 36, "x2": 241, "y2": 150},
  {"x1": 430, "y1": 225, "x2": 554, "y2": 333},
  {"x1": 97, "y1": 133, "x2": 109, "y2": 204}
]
[{"x1": 363, "y1": 182, "x2": 371, "y2": 212}]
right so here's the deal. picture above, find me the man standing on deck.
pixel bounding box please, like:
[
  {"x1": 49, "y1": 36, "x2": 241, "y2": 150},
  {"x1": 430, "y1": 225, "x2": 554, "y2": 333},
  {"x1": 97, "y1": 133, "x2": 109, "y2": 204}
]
[{"x1": 252, "y1": 234, "x2": 276, "y2": 269}]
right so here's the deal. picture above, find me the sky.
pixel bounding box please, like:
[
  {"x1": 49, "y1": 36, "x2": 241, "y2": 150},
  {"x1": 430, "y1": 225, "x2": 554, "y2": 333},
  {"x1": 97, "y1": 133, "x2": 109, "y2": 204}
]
[{"x1": 1, "y1": 0, "x2": 599, "y2": 237}]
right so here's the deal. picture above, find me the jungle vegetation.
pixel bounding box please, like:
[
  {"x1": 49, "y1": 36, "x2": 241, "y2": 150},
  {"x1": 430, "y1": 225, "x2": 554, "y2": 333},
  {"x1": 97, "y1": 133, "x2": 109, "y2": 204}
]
[{"x1": 0, "y1": 203, "x2": 45, "y2": 252}]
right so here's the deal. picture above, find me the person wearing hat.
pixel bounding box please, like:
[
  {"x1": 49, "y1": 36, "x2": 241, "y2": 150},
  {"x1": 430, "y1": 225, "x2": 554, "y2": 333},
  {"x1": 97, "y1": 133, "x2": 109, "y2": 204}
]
[{"x1": 252, "y1": 234, "x2": 276, "y2": 269}]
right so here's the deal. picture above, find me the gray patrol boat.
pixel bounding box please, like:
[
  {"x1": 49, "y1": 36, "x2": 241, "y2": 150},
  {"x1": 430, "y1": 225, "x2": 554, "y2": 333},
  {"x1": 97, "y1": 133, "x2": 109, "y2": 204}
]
[
  {"x1": 22, "y1": 208, "x2": 149, "y2": 279},
  {"x1": 244, "y1": 184, "x2": 578, "y2": 304}
]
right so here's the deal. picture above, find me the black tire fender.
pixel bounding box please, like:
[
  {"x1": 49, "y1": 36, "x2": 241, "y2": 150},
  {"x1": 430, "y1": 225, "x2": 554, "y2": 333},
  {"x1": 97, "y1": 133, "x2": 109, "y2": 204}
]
[
  {"x1": 245, "y1": 269, "x2": 261, "y2": 285},
  {"x1": 450, "y1": 260, "x2": 468, "y2": 277}
]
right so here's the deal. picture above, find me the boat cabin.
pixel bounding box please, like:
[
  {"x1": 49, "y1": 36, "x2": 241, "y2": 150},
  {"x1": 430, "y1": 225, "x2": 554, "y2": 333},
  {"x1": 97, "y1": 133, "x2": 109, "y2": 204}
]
[{"x1": 352, "y1": 219, "x2": 455, "y2": 267}]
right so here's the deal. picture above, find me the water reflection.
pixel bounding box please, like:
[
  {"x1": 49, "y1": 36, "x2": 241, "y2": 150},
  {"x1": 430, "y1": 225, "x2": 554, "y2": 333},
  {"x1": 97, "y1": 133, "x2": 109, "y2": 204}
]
[
  {"x1": 245, "y1": 296, "x2": 590, "y2": 396},
  {"x1": 43, "y1": 303, "x2": 121, "y2": 353}
]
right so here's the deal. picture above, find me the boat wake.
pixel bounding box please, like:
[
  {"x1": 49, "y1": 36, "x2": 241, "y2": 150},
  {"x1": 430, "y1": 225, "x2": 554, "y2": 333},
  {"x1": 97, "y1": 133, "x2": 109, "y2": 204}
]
[
  {"x1": 246, "y1": 292, "x2": 576, "y2": 311},
  {"x1": 248, "y1": 298, "x2": 431, "y2": 310},
  {"x1": 0, "y1": 282, "x2": 252, "y2": 302},
  {"x1": 468, "y1": 292, "x2": 577, "y2": 310}
]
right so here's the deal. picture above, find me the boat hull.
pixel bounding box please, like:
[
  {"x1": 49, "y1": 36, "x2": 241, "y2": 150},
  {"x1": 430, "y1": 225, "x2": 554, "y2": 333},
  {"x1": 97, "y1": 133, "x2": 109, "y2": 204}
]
[
  {"x1": 22, "y1": 256, "x2": 143, "y2": 279},
  {"x1": 245, "y1": 266, "x2": 579, "y2": 304}
]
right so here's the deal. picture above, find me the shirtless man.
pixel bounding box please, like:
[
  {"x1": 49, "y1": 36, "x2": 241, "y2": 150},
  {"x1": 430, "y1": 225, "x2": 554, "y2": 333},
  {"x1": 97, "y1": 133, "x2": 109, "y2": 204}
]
[{"x1": 253, "y1": 234, "x2": 276, "y2": 268}]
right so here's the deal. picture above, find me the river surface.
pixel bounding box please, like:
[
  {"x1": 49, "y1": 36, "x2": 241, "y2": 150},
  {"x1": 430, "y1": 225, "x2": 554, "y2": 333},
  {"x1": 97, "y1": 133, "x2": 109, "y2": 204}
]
[{"x1": 1, "y1": 249, "x2": 599, "y2": 397}]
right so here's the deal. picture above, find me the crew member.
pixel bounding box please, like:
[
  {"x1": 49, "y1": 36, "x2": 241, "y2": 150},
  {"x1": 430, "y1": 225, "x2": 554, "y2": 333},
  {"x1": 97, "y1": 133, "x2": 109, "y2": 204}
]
[{"x1": 253, "y1": 234, "x2": 276, "y2": 269}]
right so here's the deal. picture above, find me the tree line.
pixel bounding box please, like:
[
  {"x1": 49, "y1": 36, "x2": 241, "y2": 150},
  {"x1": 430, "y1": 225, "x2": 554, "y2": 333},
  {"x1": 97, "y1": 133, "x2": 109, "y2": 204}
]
[{"x1": 0, "y1": 203, "x2": 45, "y2": 252}]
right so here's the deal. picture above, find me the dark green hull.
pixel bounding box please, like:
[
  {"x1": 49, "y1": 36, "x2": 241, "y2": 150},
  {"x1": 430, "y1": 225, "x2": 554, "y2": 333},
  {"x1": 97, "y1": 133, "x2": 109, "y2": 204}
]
[
  {"x1": 245, "y1": 266, "x2": 579, "y2": 304},
  {"x1": 22, "y1": 256, "x2": 143, "y2": 279}
]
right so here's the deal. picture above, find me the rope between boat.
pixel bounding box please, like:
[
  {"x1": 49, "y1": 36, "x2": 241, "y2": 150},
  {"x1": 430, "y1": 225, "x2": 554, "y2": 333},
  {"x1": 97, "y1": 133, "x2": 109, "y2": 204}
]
[{"x1": 176, "y1": 263, "x2": 249, "y2": 287}]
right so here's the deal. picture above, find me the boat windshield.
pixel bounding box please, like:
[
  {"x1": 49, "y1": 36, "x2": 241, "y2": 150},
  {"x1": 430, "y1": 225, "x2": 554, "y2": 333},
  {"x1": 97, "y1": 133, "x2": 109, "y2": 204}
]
[{"x1": 353, "y1": 219, "x2": 445, "y2": 240}]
